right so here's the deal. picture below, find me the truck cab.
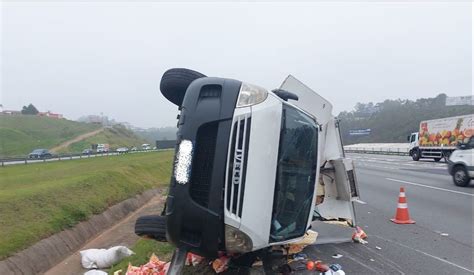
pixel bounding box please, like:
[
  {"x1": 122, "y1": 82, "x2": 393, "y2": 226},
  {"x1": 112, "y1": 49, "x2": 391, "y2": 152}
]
[
  {"x1": 448, "y1": 136, "x2": 474, "y2": 187},
  {"x1": 408, "y1": 132, "x2": 419, "y2": 149},
  {"x1": 158, "y1": 69, "x2": 359, "y2": 271}
]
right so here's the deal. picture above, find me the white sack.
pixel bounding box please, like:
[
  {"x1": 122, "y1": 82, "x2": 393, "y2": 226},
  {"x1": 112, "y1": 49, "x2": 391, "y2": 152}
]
[
  {"x1": 84, "y1": 270, "x2": 108, "y2": 275},
  {"x1": 80, "y1": 246, "x2": 134, "y2": 269}
]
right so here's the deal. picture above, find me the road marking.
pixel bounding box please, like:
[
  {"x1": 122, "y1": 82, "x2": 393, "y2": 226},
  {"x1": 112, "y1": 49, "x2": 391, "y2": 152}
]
[
  {"x1": 373, "y1": 235, "x2": 474, "y2": 273},
  {"x1": 386, "y1": 178, "x2": 474, "y2": 197}
]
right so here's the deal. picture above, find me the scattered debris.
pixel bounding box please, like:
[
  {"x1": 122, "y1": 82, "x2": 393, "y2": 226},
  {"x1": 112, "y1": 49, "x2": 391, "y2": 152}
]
[
  {"x1": 375, "y1": 246, "x2": 382, "y2": 250},
  {"x1": 352, "y1": 226, "x2": 368, "y2": 244},
  {"x1": 80, "y1": 246, "x2": 134, "y2": 269},
  {"x1": 287, "y1": 230, "x2": 318, "y2": 254},
  {"x1": 369, "y1": 258, "x2": 375, "y2": 262},
  {"x1": 126, "y1": 253, "x2": 169, "y2": 275},
  {"x1": 440, "y1": 233, "x2": 449, "y2": 236},
  {"x1": 332, "y1": 254, "x2": 343, "y2": 259},
  {"x1": 306, "y1": 260, "x2": 329, "y2": 272},
  {"x1": 293, "y1": 253, "x2": 308, "y2": 261},
  {"x1": 211, "y1": 256, "x2": 230, "y2": 273},
  {"x1": 186, "y1": 252, "x2": 205, "y2": 266},
  {"x1": 327, "y1": 263, "x2": 346, "y2": 275}
]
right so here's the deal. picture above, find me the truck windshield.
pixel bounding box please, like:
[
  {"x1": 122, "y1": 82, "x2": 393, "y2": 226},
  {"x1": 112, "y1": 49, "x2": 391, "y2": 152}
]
[{"x1": 270, "y1": 104, "x2": 318, "y2": 242}]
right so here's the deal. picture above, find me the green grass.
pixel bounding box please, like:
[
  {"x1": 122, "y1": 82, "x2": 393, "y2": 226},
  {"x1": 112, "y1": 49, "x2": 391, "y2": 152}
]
[
  {"x1": 108, "y1": 239, "x2": 175, "y2": 274},
  {"x1": 62, "y1": 126, "x2": 148, "y2": 153},
  {"x1": 0, "y1": 115, "x2": 100, "y2": 157},
  {"x1": 0, "y1": 151, "x2": 173, "y2": 259}
]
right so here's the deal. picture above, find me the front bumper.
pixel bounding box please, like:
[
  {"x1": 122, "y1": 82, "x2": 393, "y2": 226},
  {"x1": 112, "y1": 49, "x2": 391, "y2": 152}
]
[
  {"x1": 165, "y1": 77, "x2": 242, "y2": 257},
  {"x1": 447, "y1": 160, "x2": 454, "y2": 175}
]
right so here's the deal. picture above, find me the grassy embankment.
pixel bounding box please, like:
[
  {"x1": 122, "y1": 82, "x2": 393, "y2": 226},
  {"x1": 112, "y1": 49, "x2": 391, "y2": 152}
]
[
  {"x1": 0, "y1": 115, "x2": 100, "y2": 158},
  {"x1": 0, "y1": 151, "x2": 173, "y2": 259}
]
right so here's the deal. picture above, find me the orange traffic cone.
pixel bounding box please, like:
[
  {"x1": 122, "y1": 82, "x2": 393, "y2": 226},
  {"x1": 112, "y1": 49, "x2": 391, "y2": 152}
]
[{"x1": 391, "y1": 187, "x2": 415, "y2": 224}]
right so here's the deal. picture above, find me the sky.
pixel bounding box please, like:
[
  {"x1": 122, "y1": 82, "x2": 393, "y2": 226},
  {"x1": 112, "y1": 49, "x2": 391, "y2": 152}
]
[{"x1": 1, "y1": 2, "x2": 472, "y2": 128}]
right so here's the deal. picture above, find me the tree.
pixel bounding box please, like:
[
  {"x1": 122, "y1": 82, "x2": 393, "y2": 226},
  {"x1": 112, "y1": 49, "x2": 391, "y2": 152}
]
[{"x1": 21, "y1": 104, "x2": 39, "y2": 115}]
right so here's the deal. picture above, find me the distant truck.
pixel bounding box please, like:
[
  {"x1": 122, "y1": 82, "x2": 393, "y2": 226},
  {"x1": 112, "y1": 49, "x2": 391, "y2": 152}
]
[
  {"x1": 96, "y1": 143, "x2": 109, "y2": 153},
  {"x1": 408, "y1": 115, "x2": 473, "y2": 161}
]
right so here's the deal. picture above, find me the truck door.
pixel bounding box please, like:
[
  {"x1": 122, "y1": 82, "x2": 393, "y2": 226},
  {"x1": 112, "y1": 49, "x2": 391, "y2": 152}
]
[{"x1": 279, "y1": 76, "x2": 359, "y2": 239}]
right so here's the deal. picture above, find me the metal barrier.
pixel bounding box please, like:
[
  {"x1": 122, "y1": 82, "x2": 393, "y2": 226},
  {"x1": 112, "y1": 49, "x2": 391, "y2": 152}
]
[
  {"x1": 0, "y1": 149, "x2": 165, "y2": 167},
  {"x1": 344, "y1": 147, "x2": 409, "y2": 156}
]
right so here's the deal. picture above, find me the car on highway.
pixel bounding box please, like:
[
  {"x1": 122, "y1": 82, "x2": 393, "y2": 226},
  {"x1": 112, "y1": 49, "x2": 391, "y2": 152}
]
[
  {"x1": 116, "y1": 147, "x2": 129, "y2": 153},
  {"x1": 448, "y1": 136, "x2": 474, "y2": 187},
  {"x1": 131, "y1": 146, "x2": 138, "y2": 151},
  {"x1": 28, "y1": 149, "x2": 52, "y2": 159},
  {"x1": 141, "y1": 144, "x2": 151, "y2": 150},
  {"x1": 82, "y1": 149, "x2": 94, "y2": 155},
  {"x1": 138, "y1": 68, "x2": 360, "y2": 273},
  {"x1": 96, "y1": 143, "x2": 109, "y2": 153}
]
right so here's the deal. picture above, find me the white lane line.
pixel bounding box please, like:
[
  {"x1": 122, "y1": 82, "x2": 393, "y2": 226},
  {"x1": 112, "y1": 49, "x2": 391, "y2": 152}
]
[
  {"x1": 372, "y1": 235, "x2": 474, "y2": 273},
  {"x1": 386, "y1": 178, "x2": 474, "y2": 197}
]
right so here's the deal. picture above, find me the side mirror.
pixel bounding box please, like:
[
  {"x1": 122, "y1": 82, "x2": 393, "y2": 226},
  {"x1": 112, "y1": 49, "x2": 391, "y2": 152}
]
[{"x1": 272, "y1": 89, "x2": 299, "y2": 102}]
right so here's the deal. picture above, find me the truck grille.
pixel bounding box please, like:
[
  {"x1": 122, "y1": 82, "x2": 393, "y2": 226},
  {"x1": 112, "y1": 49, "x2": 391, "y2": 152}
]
[
  {"x1": 190, "y1": 122, "x2": 219, "y2": 207},
  {"x1": 226, "y1": 115, "x2": 251, "y2": 218}
]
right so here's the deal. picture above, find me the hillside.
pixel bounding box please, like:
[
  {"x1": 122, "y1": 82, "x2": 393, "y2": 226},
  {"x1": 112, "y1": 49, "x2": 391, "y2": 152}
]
[
  {"x1": 62, "y1": 125, "x2": 148, "y2": 153},
  {"x1": 0, "y1": 115, "x2": 100, "y2": 158},
  {"x1": 338, "y1": 94, "x2": 474, "y2": 145},
  {"x1": 134, "y1": 126, "x2": 177, "y2": 144}
]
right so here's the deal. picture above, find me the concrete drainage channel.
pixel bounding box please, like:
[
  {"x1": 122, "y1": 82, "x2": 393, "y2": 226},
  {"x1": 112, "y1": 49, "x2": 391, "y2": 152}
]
[{"x1": 0, "y1": 188, "x2": 163, "y2": 275}]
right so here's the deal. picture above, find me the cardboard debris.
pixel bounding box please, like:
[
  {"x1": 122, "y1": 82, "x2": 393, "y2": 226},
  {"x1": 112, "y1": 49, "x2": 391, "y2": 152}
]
[
  {"x1": 324, "y1": 220, "x2": 351, "y2": 227},
  {"x1": 287, "y1": 230, "x2": 318, "y2": 254}
]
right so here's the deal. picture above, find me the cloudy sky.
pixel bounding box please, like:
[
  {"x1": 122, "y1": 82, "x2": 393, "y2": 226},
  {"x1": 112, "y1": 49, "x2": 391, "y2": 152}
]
[{"x1": 1, "y1": 2, "x2": 471, "y2": 128}]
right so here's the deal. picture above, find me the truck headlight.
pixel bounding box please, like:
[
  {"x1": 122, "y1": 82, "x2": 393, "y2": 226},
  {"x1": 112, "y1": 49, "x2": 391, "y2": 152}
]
[
  {"x1": 236, "y1": 82, "x2": 268, "y2": 108},
  {"x1": 174, "y1": 140, "x2": 193, "y2": 184},
  {"x1": 225, "y1": 225, "x2": 253, "y2": 253}
]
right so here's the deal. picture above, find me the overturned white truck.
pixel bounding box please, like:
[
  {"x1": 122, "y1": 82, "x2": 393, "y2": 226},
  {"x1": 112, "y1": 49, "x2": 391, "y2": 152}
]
[{"x1": 136, "y1": 68, "x2": 360, "y2": 274}]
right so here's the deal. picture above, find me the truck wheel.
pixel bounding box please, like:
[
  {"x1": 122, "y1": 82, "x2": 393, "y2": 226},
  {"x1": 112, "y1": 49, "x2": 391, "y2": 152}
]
[
  {"x1": 135, "y1": 215, "x2": 167, "y2": 242},
  {"x1": 434, "y1": 158, "x2": 441, "y2": 162},
  {"x1": 452, "y1": 166, "x2": 470, "y2": 187},
  {"x1": 412, "y1": 150, "x2": 420, "y2": 161},
  {"x1": 160, "y1": 68, "x2": 206, "y2": 106}
]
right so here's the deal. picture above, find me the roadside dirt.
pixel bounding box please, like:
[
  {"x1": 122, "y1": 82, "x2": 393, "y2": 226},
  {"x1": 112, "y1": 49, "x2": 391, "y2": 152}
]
[
  {"x1": 50, "y1": 128, "x2": 104, "y2": 153},
  {"x1": 45, "y1": 193, "x2": 166, "y2": 275}
]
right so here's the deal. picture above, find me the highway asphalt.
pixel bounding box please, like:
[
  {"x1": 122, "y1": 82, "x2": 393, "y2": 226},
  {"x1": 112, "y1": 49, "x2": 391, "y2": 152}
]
[{"x1": 305, "y1": 153, "x2": 473, "y2": 274}]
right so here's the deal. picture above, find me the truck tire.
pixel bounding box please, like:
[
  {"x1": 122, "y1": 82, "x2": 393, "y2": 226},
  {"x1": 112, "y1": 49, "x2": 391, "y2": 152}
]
[
  {"x1": 452, "y1": 166, "x2": 470, "y2": 187},
  {"x1": 160, "y1": 68, "x2": 206, "y2": 106},
  {"x1": 412, "y1": 149, "x2": 420, "y2": 161},
  {"x1": 135, "y1": 215, "x2": 167, "y2": 242}
]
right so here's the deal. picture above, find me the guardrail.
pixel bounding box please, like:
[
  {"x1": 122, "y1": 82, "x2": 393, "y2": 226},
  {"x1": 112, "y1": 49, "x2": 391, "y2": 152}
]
[
  {"x1": 0, "y1": 149, "x2": 163, "y2": 167},
  {"x1": 344, "y1": 147, "x2": 410, "y2": 156}
]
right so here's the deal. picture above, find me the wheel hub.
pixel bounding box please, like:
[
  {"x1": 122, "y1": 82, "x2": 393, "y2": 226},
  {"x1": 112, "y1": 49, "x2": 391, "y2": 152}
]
[{"x1": 454, "y1": 171, "x2": 466, "y2": 182}]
